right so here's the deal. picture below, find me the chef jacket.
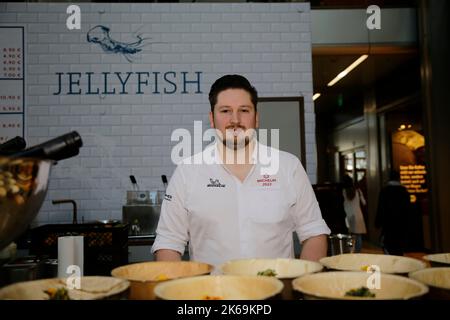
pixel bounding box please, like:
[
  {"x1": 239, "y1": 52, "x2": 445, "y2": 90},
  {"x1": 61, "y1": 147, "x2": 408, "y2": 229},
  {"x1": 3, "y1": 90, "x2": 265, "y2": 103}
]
[{"x1": 152, "y1": 142, "x2": 330, "y2": 267}]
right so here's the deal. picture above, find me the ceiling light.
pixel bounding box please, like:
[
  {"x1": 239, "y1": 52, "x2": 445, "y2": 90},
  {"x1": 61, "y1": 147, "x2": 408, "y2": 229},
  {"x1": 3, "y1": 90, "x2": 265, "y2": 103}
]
[
  {"x1": 313, "y1": 93, "x2": 321, "y2": 101},
  {"x1": 327, "y1": 54, "x2": 369, "y2": 87}
]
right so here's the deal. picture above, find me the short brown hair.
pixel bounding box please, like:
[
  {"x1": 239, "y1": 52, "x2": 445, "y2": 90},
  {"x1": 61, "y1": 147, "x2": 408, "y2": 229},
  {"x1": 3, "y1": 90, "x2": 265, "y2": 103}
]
[{"x1": 208, "y1": 74, "x2": 258, "y2": 112}]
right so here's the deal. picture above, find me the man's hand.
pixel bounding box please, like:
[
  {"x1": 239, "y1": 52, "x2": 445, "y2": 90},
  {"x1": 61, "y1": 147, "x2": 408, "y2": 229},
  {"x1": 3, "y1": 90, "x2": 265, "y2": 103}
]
[
  {"x1": 300, "y1": 234, "x2": 328, "y2": 261},
  {"x1": 155, "y1": 249, "x2": 182, "y2": 261}
]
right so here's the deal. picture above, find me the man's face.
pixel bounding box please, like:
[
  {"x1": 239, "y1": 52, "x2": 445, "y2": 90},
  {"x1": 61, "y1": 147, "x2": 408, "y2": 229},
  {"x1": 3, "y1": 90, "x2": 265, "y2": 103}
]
[{"x1": 209, "y1": 88, "x2": 259, "y2": 150}]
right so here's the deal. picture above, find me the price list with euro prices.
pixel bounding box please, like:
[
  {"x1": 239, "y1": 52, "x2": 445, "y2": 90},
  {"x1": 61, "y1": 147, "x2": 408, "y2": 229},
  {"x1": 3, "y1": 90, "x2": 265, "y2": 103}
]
[{"x1": 0, "y1": 26, "x2": 24, "y2": 143}]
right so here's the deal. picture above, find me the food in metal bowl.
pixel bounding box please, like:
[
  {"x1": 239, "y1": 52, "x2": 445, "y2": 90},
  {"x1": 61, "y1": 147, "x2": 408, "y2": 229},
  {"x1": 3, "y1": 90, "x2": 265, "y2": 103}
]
[
  {"x1": 320, "y1": 253, "x2": 427, "y2": 274},
  {"x1": 154, "y1": 275, "x2": 284, "y2": 300},
  {"x1": 0, "y1": 157, "x2": 52, "y2": 251},
  {"x1": 111, "y1": 261, "x2": 213, "y2": 300},
  {"x1": 0, "y1": 276, "x2": 130, "y2": 300},
  {"x1": 292, "y1": 271, "x2": 428, "y2": 300}
]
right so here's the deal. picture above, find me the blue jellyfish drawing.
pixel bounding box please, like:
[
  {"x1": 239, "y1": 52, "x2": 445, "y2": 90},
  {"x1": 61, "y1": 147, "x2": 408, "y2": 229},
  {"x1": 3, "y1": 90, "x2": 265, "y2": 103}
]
[{"x1": 87, "y1": 25, "x2": 149, "y2": 62}]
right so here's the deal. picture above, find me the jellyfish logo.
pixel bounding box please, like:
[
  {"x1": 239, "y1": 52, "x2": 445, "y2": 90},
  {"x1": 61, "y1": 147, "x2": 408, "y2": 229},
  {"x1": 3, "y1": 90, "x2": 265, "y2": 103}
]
[{"x1": 87, "y1": 25, "x2": 149, "y2": 62}]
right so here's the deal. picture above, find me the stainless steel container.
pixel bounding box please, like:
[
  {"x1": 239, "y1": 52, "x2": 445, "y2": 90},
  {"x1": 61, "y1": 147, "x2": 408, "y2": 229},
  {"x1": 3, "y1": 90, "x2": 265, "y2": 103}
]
[
  {"x1": 122, "y1": 205, "x2": 160, "y2": 236},
  {"x1": 328, "y1": 234, "x2": 356, "y2": 256},
  {"x1": 126, "y1": 190, "x2": 151, "y2": 205},
  {"x1": 0, "y1": 256, "x2": 42, "y2": 286},
  {"x1": 122, "y1": 190, "x2": 164, "y2": 236}
]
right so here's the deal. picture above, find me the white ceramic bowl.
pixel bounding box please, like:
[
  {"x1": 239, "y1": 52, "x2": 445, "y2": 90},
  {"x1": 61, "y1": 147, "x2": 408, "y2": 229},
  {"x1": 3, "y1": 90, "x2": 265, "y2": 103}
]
[
  {"x1": 154, "y1": 275, "x2": 284, "y2": 300},
  {"x1": 293, "y1": 271, "x2": 428, "y2": 300},
  {"x1": 320, "y1": 253, "x2": 427, "y2": 274}
]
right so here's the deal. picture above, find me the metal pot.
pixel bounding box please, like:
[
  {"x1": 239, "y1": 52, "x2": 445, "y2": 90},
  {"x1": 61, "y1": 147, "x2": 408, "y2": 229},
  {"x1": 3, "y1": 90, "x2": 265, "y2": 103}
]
[
  {"x1": 328, "y1": 234, "x2": 356, "y2": 256},
  {"x1": 40, "y1": 258, "x2": 58, "y2": 279},
  {"x1": 126, "y1": 191, "x2": 150, "y2": 205},
  {"x1": 0, "y1": 256, "x2": 41, "y2": 286},
  {"x1": 0, "y1": 256, "x2": 59, "y2": 286}
]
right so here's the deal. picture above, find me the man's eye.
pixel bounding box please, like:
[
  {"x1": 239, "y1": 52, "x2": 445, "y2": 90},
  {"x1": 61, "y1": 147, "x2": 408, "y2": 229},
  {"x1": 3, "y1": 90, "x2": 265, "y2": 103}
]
[
  {"x1": 241, "y1": 109, "x2": 250, "y2": 113},
  {"x1": 220, "y1": 110, "x2": 230, "y2": 113}
]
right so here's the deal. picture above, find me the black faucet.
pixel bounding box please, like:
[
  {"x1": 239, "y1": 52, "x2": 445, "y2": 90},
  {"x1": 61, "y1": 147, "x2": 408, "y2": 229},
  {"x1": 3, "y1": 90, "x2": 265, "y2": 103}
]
[{"x1": 52, "y1": 199, "x2": 78, "y2": 224}]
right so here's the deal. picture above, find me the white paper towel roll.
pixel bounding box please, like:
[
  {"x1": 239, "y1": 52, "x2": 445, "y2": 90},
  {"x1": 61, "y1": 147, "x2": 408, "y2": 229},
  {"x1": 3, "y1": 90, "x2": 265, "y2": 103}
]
[{"x1": 57, "y1": 236, "x2": 84, "y2": 278}]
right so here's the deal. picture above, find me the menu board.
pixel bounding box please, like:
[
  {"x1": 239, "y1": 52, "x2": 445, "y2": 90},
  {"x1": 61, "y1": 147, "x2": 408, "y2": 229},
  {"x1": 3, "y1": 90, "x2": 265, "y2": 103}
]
[
  {"x1": 400, "y1": 164, "x2": 428, "y2": 203},
  {"x1": 0, "y1": 26, "x2": 24, "y2": 144}
]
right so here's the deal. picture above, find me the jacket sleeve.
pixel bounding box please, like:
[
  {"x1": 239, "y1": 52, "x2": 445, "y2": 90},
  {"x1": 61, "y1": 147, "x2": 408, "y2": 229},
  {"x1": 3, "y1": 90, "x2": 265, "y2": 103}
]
[{"x1": 151, "y1": 165, "x2": 189, "y2": 255}]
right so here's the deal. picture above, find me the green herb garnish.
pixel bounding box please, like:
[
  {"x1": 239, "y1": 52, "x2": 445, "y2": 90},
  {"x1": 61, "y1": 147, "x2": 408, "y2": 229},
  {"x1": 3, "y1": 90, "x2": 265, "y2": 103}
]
[
  {"x1": 257, "y1": 269, "x2": 277, "y2": 277},
  {"x1": 344, "y1": 286, "x2": 376, "y2": 298}
]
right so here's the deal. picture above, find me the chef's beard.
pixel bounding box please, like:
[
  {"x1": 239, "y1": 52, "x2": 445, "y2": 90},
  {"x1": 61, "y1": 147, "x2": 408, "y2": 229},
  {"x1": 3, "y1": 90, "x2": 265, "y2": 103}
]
[{"x1": 221, "y1": 127, "x2": 255, "y2": 151}]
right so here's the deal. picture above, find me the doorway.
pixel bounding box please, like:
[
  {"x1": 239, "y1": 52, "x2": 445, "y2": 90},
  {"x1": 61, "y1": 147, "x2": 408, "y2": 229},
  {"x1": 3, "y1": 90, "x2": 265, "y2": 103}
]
[{"x1": 378, "y1": 100, "x2": 430, "y2": 251}]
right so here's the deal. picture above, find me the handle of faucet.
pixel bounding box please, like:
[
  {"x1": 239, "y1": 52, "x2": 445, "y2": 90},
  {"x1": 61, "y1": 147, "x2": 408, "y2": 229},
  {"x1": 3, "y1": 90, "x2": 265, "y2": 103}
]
[{"x1": 52, "y1": 199, "x2": 78, "y2": 224}]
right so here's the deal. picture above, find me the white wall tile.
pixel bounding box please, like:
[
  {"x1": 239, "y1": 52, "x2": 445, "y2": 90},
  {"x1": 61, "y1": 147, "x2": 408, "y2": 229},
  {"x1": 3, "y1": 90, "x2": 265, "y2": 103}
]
[{"x1": 1, "y1": 3, "x2": 317, "y2": 222}]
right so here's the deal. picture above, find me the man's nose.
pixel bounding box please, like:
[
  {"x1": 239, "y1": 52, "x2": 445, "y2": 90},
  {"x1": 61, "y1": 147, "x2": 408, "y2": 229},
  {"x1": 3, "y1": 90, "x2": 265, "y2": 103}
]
[{"x1": 230, "y1": 111, "x2": 240, "y2": 124}]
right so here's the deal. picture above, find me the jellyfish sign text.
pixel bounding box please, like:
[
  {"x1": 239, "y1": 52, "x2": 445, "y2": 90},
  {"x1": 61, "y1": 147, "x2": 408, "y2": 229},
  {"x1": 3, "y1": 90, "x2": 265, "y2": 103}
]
[{"x1": 52, "y1": 71, "x2": 203, "y2": 95}]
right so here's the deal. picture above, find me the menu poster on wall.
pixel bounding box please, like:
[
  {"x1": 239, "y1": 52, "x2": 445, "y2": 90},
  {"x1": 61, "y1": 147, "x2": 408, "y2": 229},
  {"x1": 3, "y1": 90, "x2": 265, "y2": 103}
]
[
  {"x1": 0, "y1": 26, "x2": 24, "y2": 144},
  {"x1": 0, "y1": 114, "x2": 22, "y2": 142},
  {"x1": 400, "y1": 164, "x2": 428, "y2": 202},
  {"x1": 392, "y1": 129, "x2": 427, "y2": 203}
]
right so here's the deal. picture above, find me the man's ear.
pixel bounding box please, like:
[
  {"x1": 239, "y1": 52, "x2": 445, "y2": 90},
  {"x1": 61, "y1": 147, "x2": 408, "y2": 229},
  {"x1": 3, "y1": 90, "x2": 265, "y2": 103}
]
[
  {"x1": 209, "y1": 111, "x2": 215, "y2": 128},
  {"x1": 255, "y1": 111, "x2": 259, "y2": 128}
]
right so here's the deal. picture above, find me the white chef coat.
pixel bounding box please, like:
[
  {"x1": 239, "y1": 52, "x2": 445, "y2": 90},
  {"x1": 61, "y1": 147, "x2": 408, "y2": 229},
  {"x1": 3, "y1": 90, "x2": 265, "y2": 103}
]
[{"x1": 151, "y1": 142, "x2": 330, "y2": 268}]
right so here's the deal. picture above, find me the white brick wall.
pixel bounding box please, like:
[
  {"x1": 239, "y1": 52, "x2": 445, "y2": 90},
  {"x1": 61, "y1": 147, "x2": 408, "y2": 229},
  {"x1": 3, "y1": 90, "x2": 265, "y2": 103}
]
[{"x1": 1, "y1": 3, "x2": 316, "y2": 224}]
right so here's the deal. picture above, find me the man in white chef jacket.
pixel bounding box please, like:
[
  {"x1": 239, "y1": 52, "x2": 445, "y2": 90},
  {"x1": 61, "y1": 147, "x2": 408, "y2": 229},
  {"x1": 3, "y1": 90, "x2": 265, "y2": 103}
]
[{"x1": 152, "y1": 74, "x2": 330, "y2": 268}]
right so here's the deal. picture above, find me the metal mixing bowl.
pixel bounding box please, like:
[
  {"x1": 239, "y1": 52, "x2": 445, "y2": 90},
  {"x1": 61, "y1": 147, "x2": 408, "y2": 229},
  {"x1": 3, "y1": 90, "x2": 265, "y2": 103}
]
[{"x1": 0, "y1": 157, "x2": 52, "y2": 251}]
